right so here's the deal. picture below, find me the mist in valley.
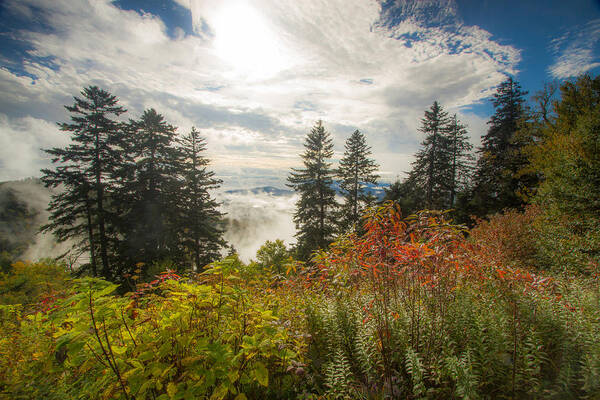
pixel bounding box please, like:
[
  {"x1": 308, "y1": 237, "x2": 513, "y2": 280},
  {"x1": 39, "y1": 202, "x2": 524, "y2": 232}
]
[
  {"x1": 1, "y1": 179, "x2": 297, "y2": 266},
  {"x1": 0, "y1": 179, "x2": 74, "y2": 263},
  {"x1": 219, "y1": 189, "x2": 297, "y2": 262}
]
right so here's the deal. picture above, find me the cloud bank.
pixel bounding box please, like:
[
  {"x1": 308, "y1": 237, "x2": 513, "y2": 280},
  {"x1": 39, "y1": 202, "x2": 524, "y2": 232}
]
[{"x1": 220, "y1": 190, "x2": 297, "y2": 262}]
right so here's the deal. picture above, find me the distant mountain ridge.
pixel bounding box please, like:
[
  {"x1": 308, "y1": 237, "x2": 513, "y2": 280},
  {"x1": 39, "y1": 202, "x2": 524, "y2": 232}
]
[
  {"x1": 224, "y1": 186, "x2": 294, "y2": 196},
  {"x1": 331, "y1": 182, "x2": 390, "y2": 200},
  {"x1": 225, "y1": 183, "x2": 390, "y2": 200}
]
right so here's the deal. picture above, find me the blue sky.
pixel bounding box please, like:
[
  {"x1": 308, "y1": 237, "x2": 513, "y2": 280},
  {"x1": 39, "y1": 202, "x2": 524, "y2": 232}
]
[{"x1": 1, "y1": 0, "x2": 599, "y2": 188}]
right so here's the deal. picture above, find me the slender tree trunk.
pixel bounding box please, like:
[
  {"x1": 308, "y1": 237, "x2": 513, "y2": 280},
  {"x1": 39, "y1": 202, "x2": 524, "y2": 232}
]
[
  {"x1": 95, "y1": 132, "x2": 111, "y2": 279},
  {"x1": 353, "y1": 167, "x2": 358, "y2": 224},
  {"x1": 318, "y1": 168, "x2": 325, "y2": 247},
  {"x1": 148, "y1": 143, "x2": 160, "y2": 259},
  {"x1": 319, "y1": 192, "x2": 325, "y2": 246},
  {"x1": 450, "y1": 135, "x2": 457, "y2": 207},
  {"x1": 85, "y1": 193, "x2": 97, "y2": 277},
  {"x1": 97, "y1": 174, "x2": 110, "y2": 277},
  {"x1": 427, "y1": 128, "x2": 437, "y2": 209}
]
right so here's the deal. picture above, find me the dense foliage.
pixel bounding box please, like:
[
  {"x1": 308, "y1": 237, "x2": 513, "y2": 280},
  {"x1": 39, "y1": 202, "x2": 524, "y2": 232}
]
[
  {"x1": 526, "y1": 75, "x2": 600, "y2": 273},
  {"x1": 1, "y1": 204, "x2": 599, "y2": 399}
]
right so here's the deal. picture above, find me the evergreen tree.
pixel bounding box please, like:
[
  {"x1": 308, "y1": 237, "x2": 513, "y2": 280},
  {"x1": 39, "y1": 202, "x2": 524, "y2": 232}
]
[
  {"x1": 447, "y1": 115, "x2": 474, "y2": 207},
  {"x1": 41, "y1": 86, "x2": 126, "y2": 279},
  {"x1": 41, "y1": 168, "x2": 98, "y2": 275},
  {"x1": 409, "y1": 101, "x2": 452, "y2": 210},
  {"x1": 337, "y1": 130, "x2": 379, "y2": 232},
  {"x1": 176, "y1": 127, "x2": 225, "y2": 270},
  {"x1": 472, "y1": 77, "x2": 529, "y2": 216},
  {"x1": 287, "y1": 120, "x2": 338, "y2": 261},
  {"x1": 121, "y1": 109, "x2": 182, "y2": 269}
]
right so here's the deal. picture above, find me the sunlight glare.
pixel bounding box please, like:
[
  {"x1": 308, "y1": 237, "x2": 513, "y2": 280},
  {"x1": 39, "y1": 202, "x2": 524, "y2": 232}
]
[{"x1": 212, "y1": 2, "x2": 290, "y2": 80}]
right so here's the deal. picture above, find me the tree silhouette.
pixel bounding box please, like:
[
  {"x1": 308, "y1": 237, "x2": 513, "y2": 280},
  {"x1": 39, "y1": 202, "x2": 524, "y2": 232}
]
[{"x1": 287, "y1": 120, "x2": 338, "y2": 261}]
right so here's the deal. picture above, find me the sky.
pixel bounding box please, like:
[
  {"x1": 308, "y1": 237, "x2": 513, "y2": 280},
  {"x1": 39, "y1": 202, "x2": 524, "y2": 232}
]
[{"x1": 1, "y1": 0, "x2": 600, "y2": 188}]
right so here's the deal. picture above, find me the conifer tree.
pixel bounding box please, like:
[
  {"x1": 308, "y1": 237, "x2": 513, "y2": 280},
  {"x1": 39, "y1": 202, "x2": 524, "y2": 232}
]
[
  {"x1": 176, "y1": 127, "x2": 225, "y2": 270},
  {"x1": 337, "y1": 130, "x2": 379, "y2": 232},
  {"x1": 41, "y1": 86, "x2": 126, "y2": 278},
  {"x1": 472, "y1": 77, "x2": 529, "y2": 216},
  {"x1": 409, "y1": 101, "x2": 452, "y2": 210},
  {"x1": 447, "y1": 115, "x2": 474, "y2": 207},
  {"x1": 41, "y1": 168, "x2": 97, "y2": 274},
  {"x1": 121, "y1": 109, "x2": 182, "y2": 268},
  {"x1": 287, "y1": 120, "x2": 338, "y2": 261}
]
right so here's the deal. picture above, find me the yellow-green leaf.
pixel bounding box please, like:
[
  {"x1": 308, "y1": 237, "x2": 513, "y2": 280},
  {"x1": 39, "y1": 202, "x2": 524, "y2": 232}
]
[
  {"x1": 210, "y1": 384, "x2": 228, "y2": 400},
  {"x1": 253, "y1": 361, "x2": 268, "y2": 387},
  {"x1": 167, "y1": 382, "x2": 177, "y2": 399}
]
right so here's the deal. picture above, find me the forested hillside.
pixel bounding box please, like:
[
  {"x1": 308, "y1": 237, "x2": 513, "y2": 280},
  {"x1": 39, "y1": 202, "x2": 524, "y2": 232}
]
[{"x1": 1, "y1": 74, "x2": 600, "y2": 399}]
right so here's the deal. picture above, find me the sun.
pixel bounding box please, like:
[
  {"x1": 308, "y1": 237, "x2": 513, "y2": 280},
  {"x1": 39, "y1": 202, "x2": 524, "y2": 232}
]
[{"x1": 211, "y1": 1, "x2": 290, "y2": 80}]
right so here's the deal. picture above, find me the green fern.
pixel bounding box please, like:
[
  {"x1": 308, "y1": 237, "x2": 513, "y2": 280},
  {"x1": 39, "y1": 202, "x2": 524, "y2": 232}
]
[
  {"x1": 445, "y1": 349, "x2": 480, "y2": 400},
  {"x1": 405, "y1": 347, "x2": 427, "y2": 399},
  {"x1": 353, "y1": 318, "x2": 377, "y2": 381},
  {"x1": 325, "y1": 348, "x2": 356, "y2": 399},
  {"x1": 517, "y1": 329, "x2": 545, "y2": 396}
]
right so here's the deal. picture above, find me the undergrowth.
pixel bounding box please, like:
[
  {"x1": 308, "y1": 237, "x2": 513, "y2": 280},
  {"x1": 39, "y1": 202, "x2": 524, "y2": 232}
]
[{"x1": 1, "y1": 203, "x2": 599, "y2": 399}]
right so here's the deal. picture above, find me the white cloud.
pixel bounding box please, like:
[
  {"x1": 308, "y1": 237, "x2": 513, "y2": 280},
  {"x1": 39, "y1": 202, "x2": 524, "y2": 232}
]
[
  {"x1": 548, "y1": 18, "x2": 600, "y2": 79},
  {"x1": 0, "y1": 0, "x2": 520, "y2": 186}
]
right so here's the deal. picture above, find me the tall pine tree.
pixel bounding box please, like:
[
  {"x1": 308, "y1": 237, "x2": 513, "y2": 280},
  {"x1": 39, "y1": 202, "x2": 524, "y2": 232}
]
[
  {"x1": 447, "y1": 114, "x2": 474, "y2": 207},
  {"x1": 409, "y1": 101, "x2": 452, "y2": 210},
  {"x1": 472, "y1": 77, "x2": 529, "y2": 216},
  {"x1": 337, "y1": 130, "x2": 379, "y2": 232},
  {"x1": 41, "y1": 86, "x2": 126, "y2": 279},
  {"x1": 121, "y1": 109, "x2": 182, "y2": 269},
  {"x1": 287, "y1": 120, "x2": 338, "y2": 261},
  {"x1": 176, "y1": 127, "x2": 225, "y2": 270}
]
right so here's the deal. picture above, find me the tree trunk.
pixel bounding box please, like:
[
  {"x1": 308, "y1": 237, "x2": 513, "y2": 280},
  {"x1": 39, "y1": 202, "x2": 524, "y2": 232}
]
[
  {"x1": 95, "y1": 132, "x2": 110, "y2": 279},
  {"x1": 85, "y1": 192, "x2": 97, "y2": 277}
]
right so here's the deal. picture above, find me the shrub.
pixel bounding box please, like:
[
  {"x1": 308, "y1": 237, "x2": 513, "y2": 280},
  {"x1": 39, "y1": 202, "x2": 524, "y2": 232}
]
[
  {"x1": 470, "y1": 205, "x2": 542, "y2": 271},
  {"x1": 0, "y1": 260, "x2": 69, "y2": 308}
]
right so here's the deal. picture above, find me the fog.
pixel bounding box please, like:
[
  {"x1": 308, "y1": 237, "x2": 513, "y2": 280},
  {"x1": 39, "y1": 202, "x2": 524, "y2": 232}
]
[
  {"x1": 1, "y1": 179, "x2": 297, "y2": 265},
  {"x1": 219, "y1": 189, "x2": 297, "y2": 262},
  {"x1": 1, "y1": 179, "x2": 75, "y2": 263}
]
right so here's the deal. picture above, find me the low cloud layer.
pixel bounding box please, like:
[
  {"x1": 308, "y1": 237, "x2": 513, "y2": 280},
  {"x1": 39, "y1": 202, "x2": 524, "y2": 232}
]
[
  {"x1": 0, "y1": 115, "x2": 67, "y2": 181},
  {"x1": 3, "y1": 180, "x2": 296, "y2": 265},
  {"x1": 220, "y1": 190, "x2": 296, "y2": 262},
  {"x1": 0, "y1": 179, "x2": 75, "y2": 263}
]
